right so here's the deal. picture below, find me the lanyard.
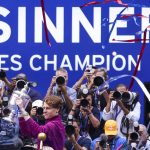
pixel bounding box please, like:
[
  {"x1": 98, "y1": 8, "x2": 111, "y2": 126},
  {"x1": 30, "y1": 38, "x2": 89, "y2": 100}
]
[{"x1": 115, "y1": 105, "x2": 121, "y2": 120}]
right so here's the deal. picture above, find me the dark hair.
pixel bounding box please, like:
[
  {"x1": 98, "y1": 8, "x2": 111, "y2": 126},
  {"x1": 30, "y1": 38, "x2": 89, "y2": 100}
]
[{"x1": 44, "y1": 95, "x2": 63, "y2": 109}]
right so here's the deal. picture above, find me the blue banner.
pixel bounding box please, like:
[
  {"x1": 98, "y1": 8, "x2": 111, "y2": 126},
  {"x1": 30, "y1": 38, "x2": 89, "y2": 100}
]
[{"x1": 0, "y1": 1, "x2": 150, "y2": 123}]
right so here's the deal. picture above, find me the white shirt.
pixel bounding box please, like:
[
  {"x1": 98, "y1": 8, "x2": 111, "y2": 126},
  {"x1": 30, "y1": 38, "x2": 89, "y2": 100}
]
[{"x1": 102, "y1": 101, "x2": 141, "y2": 137}]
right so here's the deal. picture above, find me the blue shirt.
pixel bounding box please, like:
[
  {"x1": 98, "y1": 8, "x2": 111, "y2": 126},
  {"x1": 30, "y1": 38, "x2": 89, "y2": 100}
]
[{"x1": 90, "y1": 135, "x2": 128, "y2": 150}]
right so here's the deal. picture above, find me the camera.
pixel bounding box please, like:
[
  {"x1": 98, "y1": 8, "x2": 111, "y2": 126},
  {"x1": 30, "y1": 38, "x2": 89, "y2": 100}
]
[
  {"x1": 16, "y1": 80, "x2": 37, "y2": 90},
  {"x1": 2, "y1": 96, "x2": 10, "y2": 116},
  {"x1": 112, "y1": 91, "x2": 122, "y2": 100},
  {"x1": 65, "y1": 115, "x2": 75, "y2": 136},
  {"x1": 56, "y1": 76, "x2": 65, "y2": 85},
  {"x1": 80, "y1": 99, "x2": 89, "y2": 108},
  {"x1": 130, "y1": 132, "x2": 140, "y2": 141},
  {"x1": 32, "y1": 106, "x2": 43, "y2": 116},
  {"x1": 98, "y1": 134, "x2": 108, "y2": 149},
  {"x1": 79, "y1": 87, "x2": 89, "y2": 98},
  {"x1": 85, "y1": 65, "x2": 95, "y2": 74},
  {"x1": 113, "y1": 91, "x2": 136, "y2": 103},
  {"x1": 16, "y1": 79, "x2": 26, "y2": 90},
  {"x1": 121, "y1": 91, "x2": 136, "y2": 103},
  {"x1": 93, "y1": 76, "x2": 105, "y2": 86},
  {"x1": 65, "y1": 124, "x2": 75, "y2": 136}
]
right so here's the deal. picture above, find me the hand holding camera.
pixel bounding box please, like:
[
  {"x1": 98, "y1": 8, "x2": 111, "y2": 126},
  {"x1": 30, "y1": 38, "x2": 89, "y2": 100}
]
[{"x1": 50, "y1": 76, "x2": 56, "y2": 87}]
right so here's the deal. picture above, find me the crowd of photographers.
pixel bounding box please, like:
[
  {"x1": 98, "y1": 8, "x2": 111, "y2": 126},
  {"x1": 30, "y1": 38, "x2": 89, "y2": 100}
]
[{"x1": 0, "y1": 66, "x2": 150, "y2": 150}]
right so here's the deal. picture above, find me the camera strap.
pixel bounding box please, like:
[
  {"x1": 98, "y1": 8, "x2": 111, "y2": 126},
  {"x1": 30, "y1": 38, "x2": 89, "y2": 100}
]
[{"x1": 114, "y1": 105, "x2": 122, "y2": 120}]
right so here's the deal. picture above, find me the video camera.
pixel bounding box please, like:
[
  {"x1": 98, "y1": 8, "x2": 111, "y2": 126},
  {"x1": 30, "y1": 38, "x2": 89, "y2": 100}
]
[{"x1": 112, "y1": 91, "x2": 136, "y2": 103}]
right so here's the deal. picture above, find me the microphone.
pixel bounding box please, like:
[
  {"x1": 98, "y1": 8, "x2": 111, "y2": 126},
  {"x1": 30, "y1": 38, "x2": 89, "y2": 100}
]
[{"x1": 38, "y1": 132, "x2": 46, "y2": 150}]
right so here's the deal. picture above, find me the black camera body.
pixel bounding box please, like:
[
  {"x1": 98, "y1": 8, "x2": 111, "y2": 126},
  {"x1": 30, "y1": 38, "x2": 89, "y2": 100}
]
[
  {"x1": 80, "y1": 99, "x2": 89, "y2": 108},
  {"x1": 65, "y1": 115, "x2": 75, "y2": 136},
  {"x1": 32, "y1": 106, "x2": 43, "y2": 116}
]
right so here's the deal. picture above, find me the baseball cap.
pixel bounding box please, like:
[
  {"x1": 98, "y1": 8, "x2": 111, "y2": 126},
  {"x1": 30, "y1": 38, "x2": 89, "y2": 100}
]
[
  {"x1": 12, "y1": 73, "x2": 27, "y2": 81},
  {"x1": 104, "y1": 120, "x2": 118, "y2": 135},
  {"x1": 32, "y1": 100, "x2": 43, "y2": 108}
]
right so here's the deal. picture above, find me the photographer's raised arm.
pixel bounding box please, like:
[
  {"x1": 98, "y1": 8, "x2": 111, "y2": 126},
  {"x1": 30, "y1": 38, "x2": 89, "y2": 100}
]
[
  {"x1": 88, "y1": 111, "x2": 100, "y2": 128},
  {"x1": 69, "y1": 135, "x2": 88, "y2": 150},
  {"x1": 60, "y1": 85, "x2": 74, "y2": 110},
  {"x1": 0, "y1": 70, "x2": 12, "y2": 89},
  {"x1": 45, "y1": 76, "x2": 56, "y2": 97},
  {"x1": 72, "y1": 71, "x2": 87, "y2": 90}
]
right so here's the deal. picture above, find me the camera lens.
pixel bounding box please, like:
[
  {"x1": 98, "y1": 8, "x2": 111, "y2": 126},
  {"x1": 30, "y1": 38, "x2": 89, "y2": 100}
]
[
  {"x1": 65, "y1": 125, "x2": 75, "y2": 136},
  {"x1": 3, "y1": 108, "x2": 11, "y2": 116},
  {"x1": 16, "y1": 80, "x2": 26, "y2": 89},
  {"x1": 122, "y1": 92, "x2": 132, "y2": 103},
  {"x1": 80, "y1": 99, "x2": 89, "y2": 108},
  {"x1": 93, "y1": 76, "x2": 104, "y2": 86},
  {"x1": 130, "y1": 132, "x2": 139, "y2": 141},
  {"x1": 36, "y1": 107, "x2": 43, "y2": 115},
  {"x1": 56, "y1": 76, "x2": 65, "y2": 85},
  {"x1": 113, "y1": 91, "x2": 122, "y2": 100}
]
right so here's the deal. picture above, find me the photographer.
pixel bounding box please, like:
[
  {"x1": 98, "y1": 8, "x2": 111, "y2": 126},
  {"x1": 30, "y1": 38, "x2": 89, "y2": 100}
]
[
  {"x1": 72, "y1": 65, "x2": 96, "y2": 91},
  {"x1": 0, "y1": 70, "x2": 42, "y2": 102},
  {"x1": 64, "y1": 119, "x2": 91, "y2": 150},
  {"x1": 102, "y1": 84, "x2": 141, "y2": 138},
  {"x1": 91, "y1": 120, "x2": 128, "y2": 150},
  {"x1": 69, "y1": 93, "x2": 101, "y2": 140},
  {"x1": 16, "y1": 95, "x2": 65, "y2": 150},
  {"x1": 129, "y1": 124, "x2": 150, "y2": 149},
  {"x1": 45, "y1": 68, "x2": 77, "y2": 122},
  {"x1": 30, "y1": 100, "x2": 45, "y2": 125}
]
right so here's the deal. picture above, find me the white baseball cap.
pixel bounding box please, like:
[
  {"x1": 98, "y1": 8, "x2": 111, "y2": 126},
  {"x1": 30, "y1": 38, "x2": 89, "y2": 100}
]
[{"x1": 32, "y1": 100, "x2": 43, "y2": 108}]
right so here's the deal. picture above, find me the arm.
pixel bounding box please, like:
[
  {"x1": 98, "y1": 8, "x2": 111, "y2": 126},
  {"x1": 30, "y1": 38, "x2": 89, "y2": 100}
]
[
  {"x1": 45, "y1": 76, "x2": 56, "y2": 97},
  {"x1": 72, "y1": 71, "x2": 92, "y2": 90},
  {"x1": 68, "y1": 135, "x2": 89, "y2": 150},
  {"x1": 125, "y1": 102, "x2": 141, "y2": 121},
  {"x1": 88, "y1": 113, "x2": 100, "y2": 128},
  {"x1": 60, "y1": 86, "x2": 77, "y2": 110},
  {"x1": 117, "y1": 100, "x2": 129, "y2": 115},
  {"x1": 102, "y1": 101, "x2": 116, "y2": 121}
]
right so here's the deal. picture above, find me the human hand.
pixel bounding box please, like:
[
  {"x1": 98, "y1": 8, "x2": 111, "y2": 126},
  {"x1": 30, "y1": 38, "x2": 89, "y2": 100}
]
[
  {"x1": 15, "y1": 96, "x2": 25, "y2": 112},
  {"x1": 59, "y1": 85, "x2": 67, "y2": 95},
  {"x1": 30, "y1": 107, "x2": 37, "y2": 116},
  {"x1": 50, "y1": 76, "x2": 56, "y2": 87}
]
